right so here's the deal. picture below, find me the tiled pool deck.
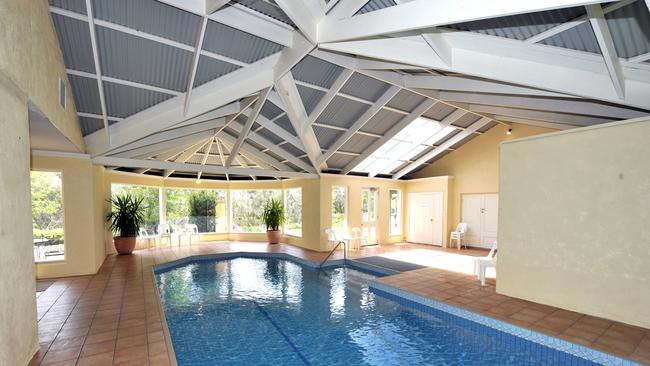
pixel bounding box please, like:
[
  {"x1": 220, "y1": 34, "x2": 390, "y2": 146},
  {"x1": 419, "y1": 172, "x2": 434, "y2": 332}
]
[{"x1": 30, "y1": 242, "x2": 650, "y2": 365}]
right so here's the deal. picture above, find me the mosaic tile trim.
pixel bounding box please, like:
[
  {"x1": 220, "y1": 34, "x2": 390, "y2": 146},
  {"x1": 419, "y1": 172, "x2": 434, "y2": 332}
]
[{"x1": 369, "y1": 282, "x2": 640, "y2": 366}]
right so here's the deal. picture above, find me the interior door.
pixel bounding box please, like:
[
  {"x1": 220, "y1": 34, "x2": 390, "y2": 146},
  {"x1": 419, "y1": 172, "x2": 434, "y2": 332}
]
[
  {"x1": 408, "y1": 192, "x2": 443, "y2": 245},
  {"x1": 461, "y1": 194, "x2": 483, "y2": 247},
  {"x1": 361, "y1": 188, "x2": 378, "y2": 245},
  {"x1": 481, "y1": 194, "x2": 499, "y2": 246}
]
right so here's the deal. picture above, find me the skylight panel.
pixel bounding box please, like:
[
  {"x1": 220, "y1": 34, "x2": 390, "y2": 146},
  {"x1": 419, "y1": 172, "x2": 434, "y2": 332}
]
[{"x1": 353, "y1": 116, "x2": 458, "y2": 176}]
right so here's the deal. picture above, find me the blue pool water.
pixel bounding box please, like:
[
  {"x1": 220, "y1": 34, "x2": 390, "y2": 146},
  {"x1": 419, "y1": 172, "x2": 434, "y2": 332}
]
[{"x1": 155, "y1": 257, "x2": 601, "y2": 366}]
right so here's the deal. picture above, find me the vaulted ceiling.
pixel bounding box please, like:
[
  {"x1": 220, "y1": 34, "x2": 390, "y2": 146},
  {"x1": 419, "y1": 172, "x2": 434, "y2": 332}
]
[{"x1": 48, "y1": 0, "x2": 650, "y2": 180}]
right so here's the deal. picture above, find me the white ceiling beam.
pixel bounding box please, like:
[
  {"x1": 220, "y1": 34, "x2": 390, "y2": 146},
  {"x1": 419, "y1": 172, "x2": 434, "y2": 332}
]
[
  {"x1": 393, "y1": 117, "x2": 492, "y2": 179},
  {"x1": 422, "y1": 30, "x2": 452, "y2": 66},
  {"x1": 77, "y1": 112, "x2": 122, "y2": 122},
  {"x1": 628, "y1": 52, "x2": 650, "y2": 63},
  {"x1": 524, "y1": 0, "x2": 636, "y2": 44},
  {"x1": 215, "y1": 138, "x2": 229, "y2": 181},
  {"x1": 184, "y1": 16, "x2": 209, "y2": 115},
  {"x1": 66, "y1": 69, "x2": 182, "y2": 96},
  {"x1": 171, "y1": 101, "x2": 241, "y2": 129},
  {"x1": 154, "y1": 143, "x2": 198, "y2": 161},
  {"x1": 341, "y1": 99, "x2": 437, "y2": 174},
  {"x1": 319, "y1": 33, "x2": 650, "y2": 110},
  {"x1": 226, "y1": 87, "x2": 271, "y2": 166},
  {"x1": 275, "y1": 72, "x2": 325, "y2": 171},
  {"x1": 93, "y1": 156, "x2": 318, "y2": 179},
  {"x1": 163, "y1": 138, "x2": 211, "y2": 178},
  {"x1": 306, "y1": 68, "x2": 354, "y2": 128},
  {"x1": 319, "y1": 86, "x2": 400, "y2": 165},
  {"x1": 218, "y1": 133, "x2": 288, "y2": 171},
  {"x1": 209, "y1": 5, "x2": 294, "y2": 47},
  {"x1": 274, "y1": 0, "x2": 324, "y2": 44},
  {"x1": 111, "y1": 131, "x2": 214, "y2": 159},
  {"x1": 438, "y1": 91, "x2": 645, "y2": 119},
  {"x1": 196, "y1": 138, "x2": 215, "y2": 180},
  {"x1": 587, "y1": 4, "x2": 626, "y2": 99},
  {"x1": 206, "y1": 0, "x2": 230, "y2": 14},
  {"x1": 326, "y1": 0, "x2": 367, "y2": 19},
  {"x1": 494, "y1": 116, "x2": 578, "y2": 130},
  {"x1": 468, "y1": 105, "x2": 615, "y2": 126},
  {"x1": 245, "y1": 111, "x2": 304, "y2": 150},
  {"x1": 404, "y1": 75, "x2": 578, "y2": 98},
  {"x1": 83, "y1": 0, "x2": 109, "y2": 143},
  {"x1": 229, "y1": 120, "x2": 314, "y2": 172},
  {"x1": 317, "y1": 0, "x2": 609, "y2": 43}
]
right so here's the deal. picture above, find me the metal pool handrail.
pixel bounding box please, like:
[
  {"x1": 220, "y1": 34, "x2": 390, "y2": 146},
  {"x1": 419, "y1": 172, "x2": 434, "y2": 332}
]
[{"x1": 319, "y1": 240, "x2": 346, "y2": 269}]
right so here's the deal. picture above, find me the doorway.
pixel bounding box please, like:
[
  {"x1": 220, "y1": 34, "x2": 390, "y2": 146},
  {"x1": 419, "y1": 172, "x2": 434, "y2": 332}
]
[
  {"x1": 408, "y1": 192, "x2": 443, "y2": 245},
  {"x1": 360, "y1": 187, "x2": 378, "y2": 245},
  {"x1": 461, "y1": 193, "x2": 498, "y2": 248}
]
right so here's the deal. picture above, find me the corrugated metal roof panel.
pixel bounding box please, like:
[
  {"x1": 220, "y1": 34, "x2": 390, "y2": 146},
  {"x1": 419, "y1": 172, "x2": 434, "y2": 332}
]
[
  {"x1": 297, "y1": 85, "x2": 325, "y2": 115},
  {"x1": 326, "y1": 153, "x2": 355, "y2": 170},
  {"x1": 79, "y1": 116, "x2": 104, "y2": 136},
  {"x1": 386, "y1": 90, "x2": 426, "y2": 112},
  {"x1": 96, "y1": 26, "x2": 193, "y2": 92},
  {"x1": 103, "y1": 81, "x2": 173, "y2": 118},
  {"x1": 340, "y1": 73, "x2": 390, "y2": 101},
  {"x1": 478, "y1": 121, "x2": 499, "y2": 133},
  {"x1": 340, "y1": 134, "x2": 376, "y2": 154},
  {"x1": 450, "y1": 132, "x2": 479, "y2": 149},
  {"x1": 281, "y1": 143, "x2": 305, "y2": 157},
  {"x1": 356, "y1": 0, "x2": 396, "y2": 15},
  {"x1": 291, "y1": 55, "x2": 343, "y2": 88},
  {"x1": 232, "y1": 0, "x2": 295, "y2": 27},
  {"x1": 317, "y1": 96, "x2": 369, "y2": 128},
  {"x1": 274, "y1": 114, "x2": 296, "y2": 135},
  {"x1": 449, "y1": 6, "x2": 586, "y2": 41},
  {"x1": 435, "y1": 129, "x2": 461, "y2": 145},
  {"x1": 451, "y1": 114, "x2": 481, "y2": 128},
  {"x1": 260, "y1": 101, "x2": 283, "y2": 120},
  {"x1": 606, "y1": 0, "x2": 650, "y2": 58},
  {"x1": 51, "y1": 14, "x2": 95, "y2": 73},
  {"x1": 93, "y1": 0, "x2": 201, "y2": 46},
  {"x1": 49, "y1": 0, "x2": 87, "y2": 14},
  {"x1": 257, "y1": 128, "x2": 283, "y2": 145},
  {"x1": 422, "y1": 103, "x2": 457, "y2": 121},
  {"x1": 68, "y1": 74, "x2": 102, "y2": 114},
  {"x1": 186, "y1": 155, "x2": 203, "y2": 164},
  {"x1": 202, "y1": 20, "x2": 283, "y2": 64},
  {"x1": 359, "y1": 109, "x2": 402, "y2": 135},
  {"x1": 193, "y1": 56, "x2": 241, "y2": 87},
  {"x1": 313, "y1": 125, "x2": 342, "y2": 149},
  {"x1": 540, "y1": 21, "x2": 601, "y2": 54}
]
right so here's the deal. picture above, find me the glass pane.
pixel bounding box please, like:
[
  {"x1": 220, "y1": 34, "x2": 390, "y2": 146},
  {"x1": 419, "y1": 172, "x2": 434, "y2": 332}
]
[
  {"x1": 111, "y1": 184, "x2": 160, "y2": 234},
  {"x1": 31, "y1": 171, "x2": 65, "y2": 262},
  {"x1": 231, "y1": 190, "x2": 281, "y2": 233},
  {"x1": 361, "y1": 190, "x2": 369, "y2": 222},
  {"x1": 284, "y1": 188, "x2": 302, "y2": 237},
  {"x1": 165, "y1": 188, "x2": 226, "y2": 233},
  {"x1": 331, "y1": 186, "x2": 346, "y2": 232},
  {"x1": 389, "y1": 190, "x2": 401, "y2": 236}
]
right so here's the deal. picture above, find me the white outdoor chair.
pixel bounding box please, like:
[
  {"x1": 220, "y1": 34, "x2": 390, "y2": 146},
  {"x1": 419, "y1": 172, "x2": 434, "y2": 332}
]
[
  {"x1": 138, "y1": 228, "x2": 155, "y2": 249},
  {"x1": 474, "y1": 241, "x2": 497, "y2": 286},
  {"x1": 325, "y1": 228, "x2": 340, "y2": 247},
  {"x1": 450, "y1": 222, "x2": 468, "y2": 250},
  {"x1": 185, "y1": 224, "x2": 200, "y2": 245},
  {"x1": 349, "y1": 227, "x2": 368, "y2": 250},
  {"x1": 157, "y1": 223, "x2": 172, "y2": 247}
]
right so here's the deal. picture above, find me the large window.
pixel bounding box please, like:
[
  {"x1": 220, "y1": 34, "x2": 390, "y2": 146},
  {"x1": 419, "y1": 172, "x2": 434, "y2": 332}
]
[
  {"x1": 389, "y1": 189, "x2": 402, "y2": 236},
  {"x1": 284, "y1": 188, "x2": 302, "y2": 237},
  {"x1": 31, "y1": 171, "x2": 65, "y2": 262},
  {"x1": 111, "y1": 184, "x2": 160, "y2": 233},
  {"x1": 331, "y1": 186, "x2": 346, "y2": 232},
  {"x1": 231, "y1": 190, "x2": 281, "y2": 233},
  {"x1": 165, "y1": 189, "x2": 227, "y2": 233}
]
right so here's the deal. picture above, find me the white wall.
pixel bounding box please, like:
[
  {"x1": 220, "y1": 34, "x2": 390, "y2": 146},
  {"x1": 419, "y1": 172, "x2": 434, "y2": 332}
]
[{"x1": 497, "y1": 118, "x2": 650, "y2": 328}]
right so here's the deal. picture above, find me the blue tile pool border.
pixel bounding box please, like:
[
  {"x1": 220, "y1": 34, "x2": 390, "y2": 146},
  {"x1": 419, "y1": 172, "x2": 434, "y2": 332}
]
[
  {"x1": 369, "y1": 281, "x2": 640, "y2": 366},
  {"x1": 152, "y1": 252, "x2": 639, "y2": 366}
]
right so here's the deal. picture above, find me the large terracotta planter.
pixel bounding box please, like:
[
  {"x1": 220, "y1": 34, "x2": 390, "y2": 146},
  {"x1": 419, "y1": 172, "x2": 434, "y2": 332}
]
[
  {"x1": 114, "y1": 236, "x2": 136, "y2": 255},
  {"x1": 266, "y1": 230, "x2": 281, "y2": 244}
]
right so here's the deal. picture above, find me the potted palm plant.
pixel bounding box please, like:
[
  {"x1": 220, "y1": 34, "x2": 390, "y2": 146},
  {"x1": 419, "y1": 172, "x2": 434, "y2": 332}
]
[
  {"x1": 262, "y1": 198, "x2": 285, "y2": 244},
  {"x1": 107, "y1": 194, "x2": 145, "y2": 255}
]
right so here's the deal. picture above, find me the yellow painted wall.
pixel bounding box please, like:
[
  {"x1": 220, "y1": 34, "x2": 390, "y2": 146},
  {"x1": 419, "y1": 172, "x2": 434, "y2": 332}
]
[
  {"x1": 0, "y1": 0, "x2": 86, "y2": 363},
  {"x1": 497, "y1": 118, "x2": 650, "y2": 328},
  {"x1": 413, "y1": 123, "x2": 554, "y2": 243},
  {"x1": 31, "y1": 155, "x2": 106, "y2": 278}
]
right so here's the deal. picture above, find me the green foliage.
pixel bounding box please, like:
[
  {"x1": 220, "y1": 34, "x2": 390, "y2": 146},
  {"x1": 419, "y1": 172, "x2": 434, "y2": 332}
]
[
  {"x1": 107, "y1": 194, "x2": 145, "y2": 237},
  {"x1": 112, "y1": 184, "x2": 159, "y2": 232},
  {"x1": 231, "y1": 190, "x2": 281, "y2": 232},
  {"x1": 188, "y1": 190, "x2": 217, "y2": 232},
  {"x1": 262, "y1": 198, "x2": 285, "y2": 231},
  {"x1": 33, "y1": 228, "x2": 64, "y2": 243},
  {"x1": 31, "y1": 171, "x2": 64, "y2": 231}
]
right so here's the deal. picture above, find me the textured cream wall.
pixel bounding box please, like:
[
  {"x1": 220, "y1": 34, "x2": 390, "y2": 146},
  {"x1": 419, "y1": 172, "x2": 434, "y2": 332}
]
[
  {"x1": 0, "y1": 75, "x2": 39, "y2": 366},
  {"x1": 32, "y1": 155, "x2": 106, "y2": 278},
  {"x1": 497, "y1": 118, "x2": 650, "y2": 328},
  {"x1": 413, "y1": 123, "x2": 554, "y2": 242}
]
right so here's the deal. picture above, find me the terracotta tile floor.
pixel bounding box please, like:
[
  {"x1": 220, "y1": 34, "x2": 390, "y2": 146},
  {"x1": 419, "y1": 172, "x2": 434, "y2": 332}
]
[{"x1": 30, "y1": 242, "x2": 649, "y2": 365}]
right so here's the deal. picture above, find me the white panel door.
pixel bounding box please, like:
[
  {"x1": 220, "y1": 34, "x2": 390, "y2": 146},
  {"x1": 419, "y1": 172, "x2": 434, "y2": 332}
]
[
  {"x1": 408, "y1": 192, "x2": 443, "y2": 246},
  {"x1": 361, "y1": 188, "x2": 378, "y2": 245},
  {"x1": 461, "y1": 193, "x2": 499, "y2": 249}
]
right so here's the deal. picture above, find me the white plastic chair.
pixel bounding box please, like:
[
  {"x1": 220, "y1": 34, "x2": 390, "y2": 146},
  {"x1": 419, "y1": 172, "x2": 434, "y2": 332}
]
[
  {"x1": 157, "y1": 223, "x2": 172, "y2": 247},
  {"x1": 450, "y1": 222, "x2": 468, "y2": 250},
  {"x1": 185, "y1": 224, "x2": 200, "y2": 245},
  {"x1": 138, "y1": 228, "x2": 155, "y2": 249},
  {"x1": 474, "y1": 241, "x2": 497, "y2": 286},
  {"x1": 325, "y1": 228, "x2": 339, "y2": 247},
  {"x1": 349, "y1": 227, "x2": 367, "y2": 250}
]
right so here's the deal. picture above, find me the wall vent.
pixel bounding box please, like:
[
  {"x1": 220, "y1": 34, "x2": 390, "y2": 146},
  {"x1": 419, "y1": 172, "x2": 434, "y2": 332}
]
[{"x1": 59, "y1": 78, "x2": 66, "y2": 111}]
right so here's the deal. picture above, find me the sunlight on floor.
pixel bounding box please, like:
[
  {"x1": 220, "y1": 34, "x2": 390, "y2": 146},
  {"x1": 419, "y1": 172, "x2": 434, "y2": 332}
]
[{"x1": 378, "y1": 249, "x2": 496, "y2": 278}]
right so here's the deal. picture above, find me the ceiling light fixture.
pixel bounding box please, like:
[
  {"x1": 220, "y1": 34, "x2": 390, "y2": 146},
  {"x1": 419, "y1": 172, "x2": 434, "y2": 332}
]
[{"x1": 506, "y1": 128, "x2": 512, "y2": 135}]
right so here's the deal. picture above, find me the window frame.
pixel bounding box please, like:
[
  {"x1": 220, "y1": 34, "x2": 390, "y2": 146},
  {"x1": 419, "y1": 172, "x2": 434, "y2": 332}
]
[
  {"x1": 283, "y1": 187, "x2": 302, "y2": 238},
  {"x1": 230, "y1": 189, "x2": 282, "y2": 233},
  {"x1": 163, "y1": 187, "x2": 228, "y2": 234},
  {"x1": 331, "y1": 185, "x2": 348, "y2": 233},
  {"x1": 389, "y1": 189, "x2": 402, "y2": 237},
  {"x1": 31, "y1": 170, "x2": 66, "y2": 263}
]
